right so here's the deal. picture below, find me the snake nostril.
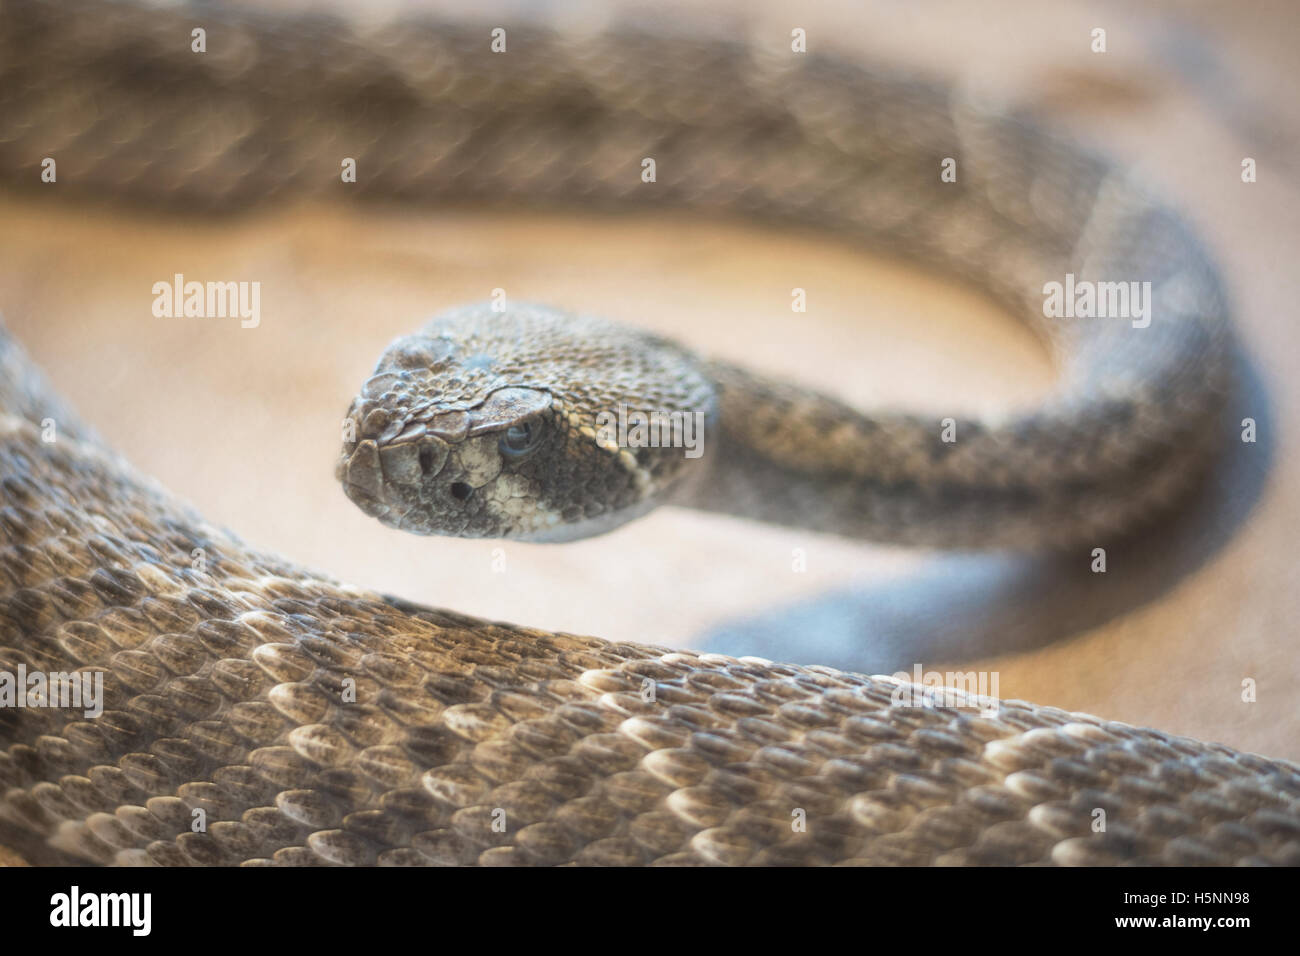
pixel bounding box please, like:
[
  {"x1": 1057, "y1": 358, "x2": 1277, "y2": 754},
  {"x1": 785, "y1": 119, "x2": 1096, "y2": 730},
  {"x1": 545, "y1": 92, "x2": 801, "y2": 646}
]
[{"x1": 450, "y1": 482, "x2": 473, "y2": 501}]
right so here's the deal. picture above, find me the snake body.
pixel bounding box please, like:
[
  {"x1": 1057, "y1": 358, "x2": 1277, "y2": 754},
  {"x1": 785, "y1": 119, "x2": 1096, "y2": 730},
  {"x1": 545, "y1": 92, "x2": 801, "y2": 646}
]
[{"x1": 1, "y1": 0, "x2": 1298, "y2": 866}]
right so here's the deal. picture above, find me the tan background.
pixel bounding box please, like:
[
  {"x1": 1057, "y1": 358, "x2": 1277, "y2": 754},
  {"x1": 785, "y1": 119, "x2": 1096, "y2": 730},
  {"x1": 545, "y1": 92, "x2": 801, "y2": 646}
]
[{"x1": 2, "y1": 0, "x2": 1296, "y2": 760}]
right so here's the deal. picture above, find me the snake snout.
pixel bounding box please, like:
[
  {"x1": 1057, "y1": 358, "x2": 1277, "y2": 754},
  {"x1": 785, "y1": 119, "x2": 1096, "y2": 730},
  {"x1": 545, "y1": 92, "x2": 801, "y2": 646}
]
[
  {"x1": 338, "y1": 440, "x2": 387, "y2": 516},
  {"x1": 339, "y1": 432, "x2": 450, "y2": 519}
]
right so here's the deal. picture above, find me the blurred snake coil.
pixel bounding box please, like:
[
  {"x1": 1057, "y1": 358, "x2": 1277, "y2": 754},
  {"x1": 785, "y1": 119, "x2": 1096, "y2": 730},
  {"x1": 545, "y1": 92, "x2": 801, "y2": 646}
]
[{"x1": 0, "y1": 0, "x2": 1297, "y2": 866}]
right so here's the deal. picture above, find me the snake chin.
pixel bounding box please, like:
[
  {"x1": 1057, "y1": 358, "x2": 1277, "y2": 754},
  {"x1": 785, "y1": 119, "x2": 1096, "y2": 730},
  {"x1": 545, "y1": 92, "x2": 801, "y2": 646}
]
[{"x1": 511, "y1": 496, "x2": 663, "y2": 542}]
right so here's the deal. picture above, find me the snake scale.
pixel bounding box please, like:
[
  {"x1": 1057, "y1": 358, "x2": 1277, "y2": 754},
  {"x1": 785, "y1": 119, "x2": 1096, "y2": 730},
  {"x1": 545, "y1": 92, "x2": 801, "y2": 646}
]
[{"x1": 0, "y1": 0, "x2": 1297, "y2": 867}]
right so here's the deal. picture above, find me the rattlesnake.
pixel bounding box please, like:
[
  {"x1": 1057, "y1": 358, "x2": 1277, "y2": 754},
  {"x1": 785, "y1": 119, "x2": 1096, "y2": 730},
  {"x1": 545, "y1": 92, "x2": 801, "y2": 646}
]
[{"x1": 0, "y1": 0, "x2": 1297, "y2": 866}]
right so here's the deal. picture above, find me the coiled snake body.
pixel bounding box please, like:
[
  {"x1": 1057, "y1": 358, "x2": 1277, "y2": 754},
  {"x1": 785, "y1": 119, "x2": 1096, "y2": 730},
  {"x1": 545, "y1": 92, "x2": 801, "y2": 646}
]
[{"x1": 0, "y1": 0, "x2": 1297, "y2": 866}]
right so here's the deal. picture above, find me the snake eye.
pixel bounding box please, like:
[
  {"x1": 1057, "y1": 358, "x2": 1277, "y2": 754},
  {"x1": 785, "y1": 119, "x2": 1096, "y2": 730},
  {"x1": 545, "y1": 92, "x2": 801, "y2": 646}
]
[{"x1": 499, "y1": 421, "x2": 543, "y2": 458}]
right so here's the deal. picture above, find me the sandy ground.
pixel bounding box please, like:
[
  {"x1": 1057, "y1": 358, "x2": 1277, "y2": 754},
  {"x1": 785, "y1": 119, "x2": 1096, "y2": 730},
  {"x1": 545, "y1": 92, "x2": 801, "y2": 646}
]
[{"x1": 3, "y1": 0, "x2": 1297, "y2": 760}]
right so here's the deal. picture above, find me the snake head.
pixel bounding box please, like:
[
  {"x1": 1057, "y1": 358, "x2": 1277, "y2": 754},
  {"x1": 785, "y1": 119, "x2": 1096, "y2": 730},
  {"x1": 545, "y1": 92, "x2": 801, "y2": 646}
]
[{"x1": 337, "y1": 302, "x2": 717, "y2": 541}]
